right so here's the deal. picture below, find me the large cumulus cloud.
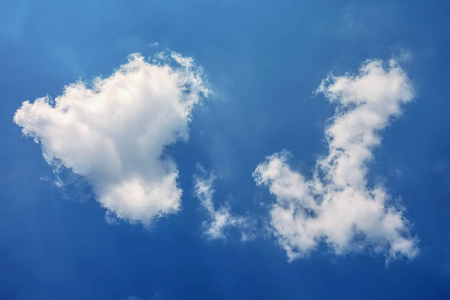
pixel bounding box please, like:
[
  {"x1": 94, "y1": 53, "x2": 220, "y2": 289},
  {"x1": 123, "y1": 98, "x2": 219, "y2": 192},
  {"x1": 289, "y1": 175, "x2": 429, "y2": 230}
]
[
  {"x1": 253, "y1": 59, "x2": 419, "y2": 262},
  {"x1": 14, "y1": 52, "x2": 209, "y2": 225}
]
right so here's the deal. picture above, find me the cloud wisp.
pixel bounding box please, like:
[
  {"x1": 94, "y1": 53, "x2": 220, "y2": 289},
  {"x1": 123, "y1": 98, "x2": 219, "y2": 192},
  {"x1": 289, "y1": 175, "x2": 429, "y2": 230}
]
[
  {"x1": 14, "y1": 52, "x2": 209, "y2": 226},
  {"x1": 253, "y1": 59, "x2": 418, "y2": 262},
  {"x1": 194, "y1": 166, "x2": 254, "y2": 241}
]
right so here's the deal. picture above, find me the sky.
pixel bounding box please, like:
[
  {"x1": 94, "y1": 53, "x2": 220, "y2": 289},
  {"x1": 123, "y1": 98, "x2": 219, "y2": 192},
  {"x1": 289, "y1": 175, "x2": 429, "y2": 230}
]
[{"x1": 1, "y1": 0, "x2": 450, "y2": 299}]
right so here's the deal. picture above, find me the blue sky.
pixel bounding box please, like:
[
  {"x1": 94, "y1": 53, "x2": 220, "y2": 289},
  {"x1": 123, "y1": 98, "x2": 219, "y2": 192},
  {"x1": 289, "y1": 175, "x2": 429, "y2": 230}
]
[{"x1": 1, "y1": 0, "x2": 450, "y2": 299}]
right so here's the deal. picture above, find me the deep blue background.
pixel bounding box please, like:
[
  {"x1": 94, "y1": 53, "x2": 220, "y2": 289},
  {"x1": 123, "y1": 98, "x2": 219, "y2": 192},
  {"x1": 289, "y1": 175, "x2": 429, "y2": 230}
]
[{"x1": 1, "y1": 0, "x2": 450, "y2": 299}]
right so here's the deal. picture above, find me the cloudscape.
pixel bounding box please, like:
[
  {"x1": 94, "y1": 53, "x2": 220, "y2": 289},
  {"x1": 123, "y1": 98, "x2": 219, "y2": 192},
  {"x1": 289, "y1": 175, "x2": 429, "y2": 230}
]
[{"x1": 1, "y1": 1, "x2": 450, "y2": 299}]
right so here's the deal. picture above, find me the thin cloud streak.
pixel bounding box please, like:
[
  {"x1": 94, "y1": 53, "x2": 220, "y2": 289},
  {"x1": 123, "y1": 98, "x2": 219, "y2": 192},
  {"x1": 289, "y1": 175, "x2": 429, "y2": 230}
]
[{"x1": 194, "y1": 166, "x2": 255, "y2": 241}]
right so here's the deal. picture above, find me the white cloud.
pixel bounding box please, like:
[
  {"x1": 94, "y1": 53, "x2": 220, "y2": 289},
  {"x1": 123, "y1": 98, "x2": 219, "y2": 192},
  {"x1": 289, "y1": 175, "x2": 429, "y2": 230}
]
[
  {"x1": 14, "y1": 52, "x2": 209, "y2": 226},
  {"x1": 194, "y1": 166, "x2": 254, "y2": 241},
  {"x1": 253, "y1": 59, "x2": 418, "y2": 262}
]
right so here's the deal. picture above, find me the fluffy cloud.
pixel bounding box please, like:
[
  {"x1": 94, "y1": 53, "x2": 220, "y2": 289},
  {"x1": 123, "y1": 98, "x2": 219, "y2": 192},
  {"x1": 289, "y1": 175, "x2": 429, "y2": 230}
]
[
  {"x1": 14, "y1": 52, "x2": 209, "y2": 225},
  {"x1": 253, "y1": 59, "x2": 419, "y2": 262},
  {"x1": 194, "y1": 166, "x2": 254, "y2": 241}
]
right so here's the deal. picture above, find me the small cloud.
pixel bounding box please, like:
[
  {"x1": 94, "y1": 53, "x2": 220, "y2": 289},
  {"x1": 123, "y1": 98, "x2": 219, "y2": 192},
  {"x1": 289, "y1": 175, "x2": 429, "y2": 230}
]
[{"x1": 391, "y1": 47, "x2": 413, "y2": 63}]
